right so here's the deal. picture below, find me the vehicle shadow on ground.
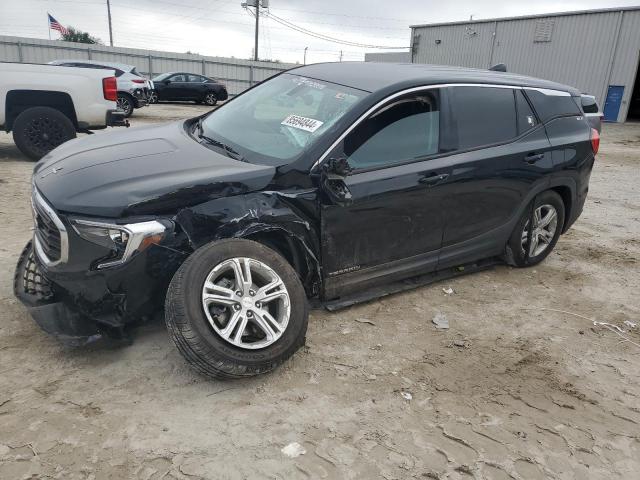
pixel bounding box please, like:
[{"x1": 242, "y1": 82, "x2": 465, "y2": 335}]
[{"x1": 0, "y1": 143, "x2": 29, "y2": 163}]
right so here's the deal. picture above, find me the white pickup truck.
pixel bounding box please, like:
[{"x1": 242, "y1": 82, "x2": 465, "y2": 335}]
[{"x1": 1, "y1": 62, "x2": 127, "y2": 160}]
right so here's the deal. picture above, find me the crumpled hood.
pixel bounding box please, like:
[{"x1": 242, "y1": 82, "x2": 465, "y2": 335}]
[{"x1": 34, "y1": 121, "x2": 275, "y2": 218}]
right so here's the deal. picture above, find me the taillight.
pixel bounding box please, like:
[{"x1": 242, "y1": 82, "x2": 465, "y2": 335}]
[
  {"x1": 102, "y1": 76, "x2": 118, "y2": 101},
  {"x1": 590, "y1": 128, "x2": 600, "y2": 155},
  {"x1": 132, "y1": 79, "x2": 146, "y2": 84}
]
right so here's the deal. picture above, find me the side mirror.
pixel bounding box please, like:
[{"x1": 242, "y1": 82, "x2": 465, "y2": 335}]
[
  {"x1": 163, "y1": 80, "x2": 171, "y2": 85},
  {"x1": 321, "y1": 157, "x2": 353, "y2": 206},
  {"x1": 323, "y1": 156, "x2": 353, "y2": 178}
]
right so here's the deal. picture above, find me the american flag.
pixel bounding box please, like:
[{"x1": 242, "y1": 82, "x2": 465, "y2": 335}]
[{"x1": 48, "y1": 14, "x2": 68, "y2": 35}]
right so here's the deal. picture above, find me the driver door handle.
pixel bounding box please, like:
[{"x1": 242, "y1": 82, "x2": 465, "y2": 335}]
[
  {"x1": 525, "y1": 152, "x2": 545, "y2": 164},
  {"x1": 419, "y1": 173, "x2": 449, "y2": 187}
]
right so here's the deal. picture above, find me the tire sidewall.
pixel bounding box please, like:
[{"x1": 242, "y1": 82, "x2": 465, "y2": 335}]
[
  {"x1": 507, "y1": 191, "x2": 565, "y2": 267},
  {"x1": 12, "y1": 107, "x2": 76, "y2": 161},
  {"x1": 167, "y1": 239, "x2": 308, "y2": 368}
]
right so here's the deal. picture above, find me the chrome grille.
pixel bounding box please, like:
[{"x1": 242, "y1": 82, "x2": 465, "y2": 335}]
[
  {"x1": 32, "y1": 189, "x2": 68, "y2": 267},
  {"x1": 34, "y1": 201, "x2": 61, "y2": 261}
]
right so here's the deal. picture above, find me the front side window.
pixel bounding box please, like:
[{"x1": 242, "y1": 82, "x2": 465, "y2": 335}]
[
  {"x1": 343, "y1": 91, "x2": 440, "y2": 170},
  {"x1": 449, "y1": 86, "x2": 517, "y2": 150},
  {"x1": 201, "y1": 74, "x2": 366, "y2": 164}
]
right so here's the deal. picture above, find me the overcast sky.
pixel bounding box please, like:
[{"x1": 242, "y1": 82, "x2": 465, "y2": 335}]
[{"x1": 1, "y1": 0, "x2": 638, "y2": 64}]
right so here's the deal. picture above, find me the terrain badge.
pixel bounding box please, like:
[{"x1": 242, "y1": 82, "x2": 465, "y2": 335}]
[{"x1": 40, "y1": 167, "x2": 63, "y2": 178}]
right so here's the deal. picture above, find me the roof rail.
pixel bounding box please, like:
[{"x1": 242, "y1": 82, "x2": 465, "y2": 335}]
[{"x1": 489, "y1": 63, "x2": 507, "y2": 72}]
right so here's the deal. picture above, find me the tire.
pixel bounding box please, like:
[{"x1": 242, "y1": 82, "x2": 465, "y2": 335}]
[
  {"x1": 203, "y1": 92, "x2": 218, "y2": 106},
  {"x1": 12, "y1": 107, "x2": 76, "y2": 161},
  {"x1": 165, "y1": 239, "x2": 308, "y2": 379},
  {"x1": 505, "y1": 190, "x2": 565, "y2": 267},
  {"x1": 116, "y1": 93, "x2": 134, "y2": 117},
  {"x1": 148, "y1": 91, "x2": 158, "y2": 104}
]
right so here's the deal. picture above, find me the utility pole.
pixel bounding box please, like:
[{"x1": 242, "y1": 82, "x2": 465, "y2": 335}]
[
  {"x1": 303, "y1": 47, "x2": 308, "y2": 65},
  {"x1": 339, "y1": 50, "x2": 343, "y2": 62},
  {"x1": 106, "y1": 0, "x2": 114, "y2": 46},
  {"x1": 253, "y1": 0, "x2": 260, "y2": 61}
]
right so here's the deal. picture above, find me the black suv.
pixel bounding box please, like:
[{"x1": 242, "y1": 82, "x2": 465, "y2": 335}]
[{"x1": 15, "y1": 63, "x2": 598, "y2": 379}]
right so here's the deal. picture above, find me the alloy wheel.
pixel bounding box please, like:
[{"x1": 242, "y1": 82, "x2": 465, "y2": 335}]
[
  {"x1": 521, "y1": 204, "x2": 558, "y2": 257},
  {"x1": 148, "y1": 92, "x2": 158, "y2": 104},
  {"x1": 116, "y1": 97, "x2": 132, "y2": 115},
  {"x1": 201, "y1": 257, "x2": 291, "y2": 349},
  {"x1": 204, "y1": 93, "x2": 217, "y2": 106}
]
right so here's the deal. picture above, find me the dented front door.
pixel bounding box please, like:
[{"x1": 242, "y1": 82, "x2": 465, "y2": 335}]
[{"x1": 320, "y1": 160, "x2": 444, "y2": 297}]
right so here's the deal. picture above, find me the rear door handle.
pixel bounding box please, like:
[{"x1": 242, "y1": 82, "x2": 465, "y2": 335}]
[
  {"x1": 419, "y1": 173, "x2": 449, "y2": 186},
  {"x1": 525, "y1": 153, "x2": 545, "y2": 164}
]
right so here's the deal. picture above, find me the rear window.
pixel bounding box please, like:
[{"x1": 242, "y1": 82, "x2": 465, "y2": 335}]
[
  {"x1": 525, "y1": 89, "x2": 582, "y2": 121},
  {"x1": 448, "y1": 86, "x2": 517, "y2": 150},
  {"x1": 581, "y1": 95, "x2": 600, "y2": 114}
]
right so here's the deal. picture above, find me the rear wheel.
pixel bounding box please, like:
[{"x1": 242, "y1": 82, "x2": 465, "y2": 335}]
[
  {"x1": 165, "y1": 239, "x2": 308, "y2": 379},
  {"x1": 12, "y1": 107, "x2": 76, "y2": 161},
  {"x1": 505, "y1": 190, "x2": 565, "y2": 267},
  {"x1": 116, "y1": 93, "x2": 134, "y2": 117}
]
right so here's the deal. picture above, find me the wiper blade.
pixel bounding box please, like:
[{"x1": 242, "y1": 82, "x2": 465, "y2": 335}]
[{"x1": 193, "y1": 118, "x2": 245, "y2": 162}]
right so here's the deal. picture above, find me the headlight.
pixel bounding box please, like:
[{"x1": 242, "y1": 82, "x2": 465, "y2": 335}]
[{"x1": 72, "y1": 219, "x2": 167, "y2": 269}]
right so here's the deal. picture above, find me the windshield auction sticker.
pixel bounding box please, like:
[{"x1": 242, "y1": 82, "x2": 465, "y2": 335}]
[{"x1": 281, "y1": 115, "x2": 324, "y2": 133}]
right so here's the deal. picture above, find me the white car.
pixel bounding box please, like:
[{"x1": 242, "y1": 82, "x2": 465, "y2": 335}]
[
  {"x1": 49, "y1": 60, "x2": 153, "y2": 117},
  {"x1": 0, "y1": 62, "x2": 127, "y2": 160}
]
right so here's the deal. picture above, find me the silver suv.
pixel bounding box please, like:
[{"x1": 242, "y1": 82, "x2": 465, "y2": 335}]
[{"x1": 50, "y1": 60, "x2": 153, "y2": 117}]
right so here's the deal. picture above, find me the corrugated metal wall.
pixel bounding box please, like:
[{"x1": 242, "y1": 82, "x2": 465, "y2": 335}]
[
  {"x1": 412, "y1": 9, "x2": 640, "y2": 122},
  {"x1": 0, "y1": 35, "x2": 297, "y2": 97}
]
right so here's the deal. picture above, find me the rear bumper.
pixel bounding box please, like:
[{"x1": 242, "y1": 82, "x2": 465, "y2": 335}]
[
  {"x1": 106, "y1": 109, "x2": 129, "y2": 127},
  {"x1": 132, "y1": 88, "x2": 149, "y2": 108}
]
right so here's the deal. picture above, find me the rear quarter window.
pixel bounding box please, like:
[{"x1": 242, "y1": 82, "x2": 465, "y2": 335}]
[{"x1": 525, "y1": 89, "x2": 582, "y2": 122}]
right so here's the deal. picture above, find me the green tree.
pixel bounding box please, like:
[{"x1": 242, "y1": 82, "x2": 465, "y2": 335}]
[{"x1": 61, "y1": 27, "x2": 102, "y2": 45}]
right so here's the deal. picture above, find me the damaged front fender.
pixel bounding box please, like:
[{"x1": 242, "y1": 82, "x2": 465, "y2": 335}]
[{"x1": 174, "y1": 189, "x2": 322, "y2": 296}]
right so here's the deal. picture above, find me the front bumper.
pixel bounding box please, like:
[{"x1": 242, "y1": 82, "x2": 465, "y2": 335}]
[
  {"x1": 14, "y1": 229, "x2": 187, "y2": 345},
  {"x1": 14, "y1": 242, "x2": 103, "y2": 346}
]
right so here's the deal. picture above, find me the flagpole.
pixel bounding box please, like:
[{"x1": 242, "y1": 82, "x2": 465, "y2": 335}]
[{"x1": 47, "y1": 13, "x2": 51, "y2": 40}]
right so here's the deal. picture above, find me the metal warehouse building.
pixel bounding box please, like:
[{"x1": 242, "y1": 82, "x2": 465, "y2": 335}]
[{"x1": 410, "y1": 7, "x2": 640, "y2": 122}]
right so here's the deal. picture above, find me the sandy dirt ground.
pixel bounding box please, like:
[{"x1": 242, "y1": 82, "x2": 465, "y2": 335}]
[{"x1": 1, "y1": 103, "x2": 639, "y2": 480}]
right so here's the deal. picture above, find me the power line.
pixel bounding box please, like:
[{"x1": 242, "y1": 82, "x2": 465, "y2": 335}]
[
  {"x1": 265, "y1": 6, "x2": 415, "y2": 24},
  {"x1": 264, "y1": 11, "x2": 409, "y2": 50}
]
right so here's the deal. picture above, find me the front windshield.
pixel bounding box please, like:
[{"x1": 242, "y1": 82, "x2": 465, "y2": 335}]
[{"x1": 200, "y1": 74, "x2": 367, "y2": 165}]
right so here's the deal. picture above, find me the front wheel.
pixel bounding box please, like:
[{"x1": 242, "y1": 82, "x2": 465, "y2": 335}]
[
  {"x1": 165, "y1": 239, "x2": 308, "y2": 379},
  {"x1": 148, "y1": 91, "x2": 158, "y2": 104},
  {"x1": 12, "y1": 107, "x2": 76, "y2": 161},
  {"x1": 505, "y1": 190, "x2": 565, "y2": 267},
  {"x1": 203, "y1": 92, "x2": 218, "y2": 106}
]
